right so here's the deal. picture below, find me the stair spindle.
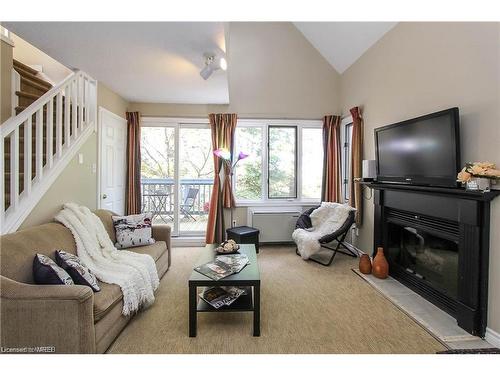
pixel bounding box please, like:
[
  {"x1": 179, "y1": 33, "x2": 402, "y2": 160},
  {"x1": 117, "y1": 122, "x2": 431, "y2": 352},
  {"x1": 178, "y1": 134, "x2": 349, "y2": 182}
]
[
  {"x1": 84, "y1": 77, "x2": 89, "y2": 125},
  {"x1": 56, "y1": 92, "x2": 63, "y2": 158},
  {"x1": 47, "y1": 99, "x2": 53, "y2": 168},
  {"x1": 10, "y1": 128, "x2": 19, "y2": 210},
  {"x1": 64, "y1": 85, "x2": 71, "y2": 148},
  {"x1": 24, "y1": 118, "x2": 32, "y2": 195},
  {"x1": 71, "y1": 79, "x2": 78, "y2": 139},
  {"x1": 78, "y1": 75, "x2": 84, "y2": 131},
  {"x1": 35, "y1": 108, "x2": 43, "y2": 181}
]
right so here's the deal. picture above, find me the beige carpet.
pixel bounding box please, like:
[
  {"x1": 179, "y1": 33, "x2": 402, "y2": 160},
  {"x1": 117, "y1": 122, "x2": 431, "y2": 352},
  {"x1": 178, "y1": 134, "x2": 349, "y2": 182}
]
[{"x1": 107, "y1": 245, "x2": 446, "y2": 354}]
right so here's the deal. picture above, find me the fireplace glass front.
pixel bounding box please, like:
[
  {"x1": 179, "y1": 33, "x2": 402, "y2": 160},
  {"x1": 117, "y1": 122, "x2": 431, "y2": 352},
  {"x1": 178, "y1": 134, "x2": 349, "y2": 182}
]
[{"x1": 387, "y1": 222, "x2": 459, "y2": 299}]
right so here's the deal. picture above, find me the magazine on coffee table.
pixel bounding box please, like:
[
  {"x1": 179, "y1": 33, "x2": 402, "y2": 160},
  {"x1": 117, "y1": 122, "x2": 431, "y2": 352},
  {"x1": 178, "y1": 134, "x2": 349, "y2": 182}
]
[
  {"x1": 215, "y1": 254, "x2": 250, "y2": 273},
  {"x1": 194, "y1": 261, "x2": 234, "y2": 280},
  {"x1": 199, "y1": 286, "x2": 246, "y2": 309},
  {"x1": 194, "y1": 254, "x2": 250, "y2": 280}
]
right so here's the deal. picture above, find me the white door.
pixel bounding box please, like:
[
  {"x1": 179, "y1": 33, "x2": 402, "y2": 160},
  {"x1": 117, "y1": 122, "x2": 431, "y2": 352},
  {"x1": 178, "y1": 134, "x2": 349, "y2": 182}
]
[{"x1": 99, "y1": 108, "x2": 127, "y2": 215}]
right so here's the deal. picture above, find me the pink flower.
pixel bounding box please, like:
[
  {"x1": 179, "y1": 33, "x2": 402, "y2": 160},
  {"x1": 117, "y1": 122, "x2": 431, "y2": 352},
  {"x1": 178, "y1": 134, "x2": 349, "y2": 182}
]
[{"x1": 237, "y1": 151, "x2": 249, "y2": 161}]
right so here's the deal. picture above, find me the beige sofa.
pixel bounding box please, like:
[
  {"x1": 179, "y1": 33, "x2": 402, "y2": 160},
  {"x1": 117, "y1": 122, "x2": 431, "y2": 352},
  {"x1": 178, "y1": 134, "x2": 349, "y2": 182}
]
[{"x1": 0, "y1": 210, "x2": 170, "y2": 354}]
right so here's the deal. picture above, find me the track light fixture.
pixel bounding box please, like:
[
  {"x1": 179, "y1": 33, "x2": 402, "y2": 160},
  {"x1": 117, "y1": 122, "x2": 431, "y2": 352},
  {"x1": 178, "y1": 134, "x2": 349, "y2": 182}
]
[{"x1": 200, "y1": 53, "x2": 227, "y2": 80}]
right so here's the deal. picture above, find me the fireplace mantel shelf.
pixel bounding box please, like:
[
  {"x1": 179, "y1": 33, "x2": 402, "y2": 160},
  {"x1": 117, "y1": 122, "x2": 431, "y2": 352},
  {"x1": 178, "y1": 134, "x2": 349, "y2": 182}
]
[{"x1": 358, "y1": 181, "x2": 500, "y2": 202}]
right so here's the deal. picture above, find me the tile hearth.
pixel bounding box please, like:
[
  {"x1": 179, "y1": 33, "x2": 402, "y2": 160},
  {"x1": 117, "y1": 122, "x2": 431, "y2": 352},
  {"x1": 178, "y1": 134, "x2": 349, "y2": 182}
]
[{"x1": 353, "y1": 270, "x2": 496, "y2": 350}]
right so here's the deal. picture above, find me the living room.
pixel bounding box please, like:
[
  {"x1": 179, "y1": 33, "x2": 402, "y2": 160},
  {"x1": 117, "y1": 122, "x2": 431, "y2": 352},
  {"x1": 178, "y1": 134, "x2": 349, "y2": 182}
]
[{"x1": 1, "y1": 0, "x2": 499, "y2": 372}]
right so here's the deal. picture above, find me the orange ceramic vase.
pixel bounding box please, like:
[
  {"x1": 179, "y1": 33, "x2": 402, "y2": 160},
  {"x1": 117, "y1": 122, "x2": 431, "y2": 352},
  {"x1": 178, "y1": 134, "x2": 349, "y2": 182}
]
[
  {"x1": 359, "y1": 254, "x2": 372, "y2": 274},
  {"x1": 372, "y1": 247, "x2": 389, "y2": 279}
]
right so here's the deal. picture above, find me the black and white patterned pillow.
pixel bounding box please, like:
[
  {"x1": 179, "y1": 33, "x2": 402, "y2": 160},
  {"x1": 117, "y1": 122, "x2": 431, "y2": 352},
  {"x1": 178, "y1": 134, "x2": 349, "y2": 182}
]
[
  {"x1": 33, "y1": 254, "x2": 74, "y2": 285},
  {"x1": 112, "y1": 212, "x2": 155, "y2": 249},
  {"x1": 55, "y1": 250, "x2": 100, "y2": 292}
]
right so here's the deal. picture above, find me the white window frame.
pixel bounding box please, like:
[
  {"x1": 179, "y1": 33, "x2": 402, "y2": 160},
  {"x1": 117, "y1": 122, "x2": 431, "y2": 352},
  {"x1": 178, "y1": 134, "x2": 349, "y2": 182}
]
[
  {"x1": 140, "y1": 117, "x2": 211, "y2": 237},
  {"x1": 234, "y1": 118, "x2": 323, "y2": 206},
  {"x1": 340, "y1": 115, "x2": 354, "y2": 204}
]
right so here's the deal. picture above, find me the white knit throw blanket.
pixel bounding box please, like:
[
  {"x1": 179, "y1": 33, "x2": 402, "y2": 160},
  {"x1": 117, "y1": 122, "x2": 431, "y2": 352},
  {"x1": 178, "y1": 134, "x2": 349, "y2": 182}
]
[
  {"x1": 292, "y1": 202, "x2": 356, "y2": 260},
  {"x1": 55, "y1": 203, "x2": 159, "y2": 315}
]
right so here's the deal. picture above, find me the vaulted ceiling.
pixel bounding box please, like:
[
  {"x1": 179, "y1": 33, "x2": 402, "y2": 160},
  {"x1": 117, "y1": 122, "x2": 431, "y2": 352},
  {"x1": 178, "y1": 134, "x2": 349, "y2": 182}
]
[
  {"x1": 4, "y1": 22, "x2": 397, "y2": 104},
  {"x1": 293, "y1": 22, "x2": 397, "y2": 73}
]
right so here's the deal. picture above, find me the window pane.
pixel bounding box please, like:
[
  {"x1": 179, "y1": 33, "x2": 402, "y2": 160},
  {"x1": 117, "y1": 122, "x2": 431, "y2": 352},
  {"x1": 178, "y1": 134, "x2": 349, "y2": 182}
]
[
  {"x1": 234, "y1": 127, "x2": 263, "y2": 200},
  {"x1": 179, "y1": 127, "x2": 213, "y2": 233},
  {"x1": 140, "y1": 127, "x2": 175, "y2": 230},
  {"x1": 301, "y1": 128, "x2": 323, "y2": 199},
  {"x1": 268, "y1": 126, "x2": 297, "y2": 198}
]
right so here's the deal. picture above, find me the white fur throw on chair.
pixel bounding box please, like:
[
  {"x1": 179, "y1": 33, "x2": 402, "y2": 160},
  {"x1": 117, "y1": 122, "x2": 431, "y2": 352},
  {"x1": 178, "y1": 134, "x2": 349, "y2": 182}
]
[{"x1": 292, "y1": 202, "x2": 356, "y2": 260}]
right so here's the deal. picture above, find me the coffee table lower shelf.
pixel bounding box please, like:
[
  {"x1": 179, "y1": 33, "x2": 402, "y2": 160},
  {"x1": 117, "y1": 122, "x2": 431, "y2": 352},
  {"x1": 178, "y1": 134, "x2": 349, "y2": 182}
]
[{"x1": 197, "y1": 287, "x2": 254, "y2": 312}]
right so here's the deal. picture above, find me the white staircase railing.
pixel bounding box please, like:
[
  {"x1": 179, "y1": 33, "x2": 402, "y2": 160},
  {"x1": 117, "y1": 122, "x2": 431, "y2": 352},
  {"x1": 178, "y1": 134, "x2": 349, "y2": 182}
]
[{"x1": 1, "y1": 70, "x2": 97, "y2": 234}]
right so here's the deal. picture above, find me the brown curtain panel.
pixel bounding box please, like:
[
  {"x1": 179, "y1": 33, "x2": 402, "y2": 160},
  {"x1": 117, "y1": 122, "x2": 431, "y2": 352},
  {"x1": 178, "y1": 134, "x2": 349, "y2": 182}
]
[
  {"x1": 321, "y1": 115, "x2": 342, "y2": 203},
  {"x1": 349, "y1": 106, "x2": 363, "y2": 226},
  {"x1": 205, "y1": 113, "x2": 238, "y2": 244},
  {"x1": 125, "y1": 112, "x2": 142, "y2": 215}
]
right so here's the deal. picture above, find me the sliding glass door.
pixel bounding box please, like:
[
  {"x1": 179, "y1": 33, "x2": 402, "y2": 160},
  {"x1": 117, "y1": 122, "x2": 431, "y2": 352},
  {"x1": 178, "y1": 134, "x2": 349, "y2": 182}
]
[{"x1": 140, "y1": 119, "x2": 213, "y2": 237}]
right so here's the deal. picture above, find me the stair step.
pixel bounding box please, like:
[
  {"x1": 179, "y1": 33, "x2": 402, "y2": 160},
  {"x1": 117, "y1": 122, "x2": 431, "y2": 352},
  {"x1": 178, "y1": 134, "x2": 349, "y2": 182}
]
[
  {"x1": 20, "y1": 76, "x2": 52, "y2": 93},
  {"x1": 13, "y1": 60, "x2": 39, "y2": 76},
  {"x1": 14, "y1": 66, "x2": 52, "y2": 90},
  {"x1": 15, "y1": 91, "x2": 40, "y2": 100}
]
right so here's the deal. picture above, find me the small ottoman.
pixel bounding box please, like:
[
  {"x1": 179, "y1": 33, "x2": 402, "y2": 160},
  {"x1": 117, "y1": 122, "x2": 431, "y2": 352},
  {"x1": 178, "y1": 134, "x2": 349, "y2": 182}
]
[{"x1": 226, "y1": 226, "x2": 260, "y2": 253}]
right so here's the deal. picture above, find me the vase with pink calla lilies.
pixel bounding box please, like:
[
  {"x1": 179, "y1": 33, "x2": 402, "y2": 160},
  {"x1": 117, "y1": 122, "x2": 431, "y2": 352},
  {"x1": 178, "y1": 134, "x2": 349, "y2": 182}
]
[{"x1": 213, "y1": 148, "x2": 249, "y2": 229}]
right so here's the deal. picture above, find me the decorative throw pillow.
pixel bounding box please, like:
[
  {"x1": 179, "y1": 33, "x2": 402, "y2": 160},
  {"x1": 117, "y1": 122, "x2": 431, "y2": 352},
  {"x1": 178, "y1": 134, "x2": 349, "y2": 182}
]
[
  {"x1": 112, "y1": 212, "x2": 155, "y2": 249},
  {"x1": 33, "y1": 254, "x2": 74, "y2": 286},
  {"x1": 55, "y1": 250, "x2": 100, "y2": 292}
]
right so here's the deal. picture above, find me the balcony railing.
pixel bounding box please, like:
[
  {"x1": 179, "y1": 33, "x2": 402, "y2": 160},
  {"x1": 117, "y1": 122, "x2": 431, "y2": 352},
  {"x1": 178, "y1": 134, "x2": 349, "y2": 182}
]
[{"x1": 141, "y1": 178, "x2": 213, "y2": 216}]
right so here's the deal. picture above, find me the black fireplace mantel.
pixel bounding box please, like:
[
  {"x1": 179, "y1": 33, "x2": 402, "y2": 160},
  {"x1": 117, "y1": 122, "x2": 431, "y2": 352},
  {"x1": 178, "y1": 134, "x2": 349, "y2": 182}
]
[{"x1": 360, "y1": 181, "x2": 500, "y2": 337}]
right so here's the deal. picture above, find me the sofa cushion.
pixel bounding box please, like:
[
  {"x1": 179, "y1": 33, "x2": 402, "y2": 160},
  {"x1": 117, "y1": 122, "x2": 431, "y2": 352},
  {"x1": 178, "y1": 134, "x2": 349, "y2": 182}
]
[
  {"x1": 93, "y1": 209, "x2": 117, "y2": 243},
  {"x1": 129, "y1": 241, "x2": 166, "y2": 261},
  {"x1": 1, "y1": 223, "x2": 78, "y2": 284},
  {"x1": 93, "y1": 241, "x2": 167, "y2": 322},
  {"x1": 33, "y1": 254, "x2": 75, "y2": 286},
  {"x1": 112, "y1": 213, "x2": 155, "y2": 249},
  {"x1": 93, "y1": 282, "x2": 122, "y2": 322},
  {"x1": 55, "y1": 250, "x2": 101, "y2": 292}
]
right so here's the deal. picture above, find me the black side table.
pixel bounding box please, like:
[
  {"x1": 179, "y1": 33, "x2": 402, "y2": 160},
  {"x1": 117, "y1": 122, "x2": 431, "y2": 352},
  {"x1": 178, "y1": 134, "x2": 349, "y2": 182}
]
[{"x1": 226, "y1": 226, "x2": 260, "y2": 253}]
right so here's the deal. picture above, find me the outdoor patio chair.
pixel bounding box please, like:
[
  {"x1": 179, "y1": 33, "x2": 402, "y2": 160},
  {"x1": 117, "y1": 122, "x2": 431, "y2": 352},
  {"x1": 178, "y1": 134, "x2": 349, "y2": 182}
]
[{"x1": 180, "y1": 188, "x2": 199, "y2": 221}]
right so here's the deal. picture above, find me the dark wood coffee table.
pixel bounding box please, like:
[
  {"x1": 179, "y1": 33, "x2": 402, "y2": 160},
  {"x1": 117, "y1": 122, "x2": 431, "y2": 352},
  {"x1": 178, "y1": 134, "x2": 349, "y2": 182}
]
[{"x1": 188, "y1": 244, "x2": 260, "y2": 337}]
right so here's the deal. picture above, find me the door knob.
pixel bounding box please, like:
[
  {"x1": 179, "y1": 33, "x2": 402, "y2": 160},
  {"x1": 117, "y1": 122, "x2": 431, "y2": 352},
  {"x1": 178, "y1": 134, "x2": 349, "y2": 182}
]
[{"x1": 102, "y1": 194, "x2": 107, "y2": 199}]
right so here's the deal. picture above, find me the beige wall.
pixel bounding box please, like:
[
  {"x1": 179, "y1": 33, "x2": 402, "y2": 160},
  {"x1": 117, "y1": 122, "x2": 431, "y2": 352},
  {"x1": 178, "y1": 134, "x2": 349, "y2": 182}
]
[
  {"x1": 0, "y1": 39, "x2": 13, "y2": 123},
  {"x1": 340, "y1": 22, "x2": 500, "y2": 333},
  {"x1": 130, "y1": 22, "x2": 340, "y2": 119},
  {"x1": 11, "y1": 33, "x2": 72, "y2": 84},
  {"x1": 20, "y1": 82, "x2": 128, "y2": 228}
]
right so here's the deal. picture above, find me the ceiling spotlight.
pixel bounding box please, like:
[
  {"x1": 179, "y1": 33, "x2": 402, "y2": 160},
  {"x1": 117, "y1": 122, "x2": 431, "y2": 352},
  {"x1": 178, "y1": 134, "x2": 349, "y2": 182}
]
[{"x1": 200, "y1": 53, "x2": 227, "y2": 80}]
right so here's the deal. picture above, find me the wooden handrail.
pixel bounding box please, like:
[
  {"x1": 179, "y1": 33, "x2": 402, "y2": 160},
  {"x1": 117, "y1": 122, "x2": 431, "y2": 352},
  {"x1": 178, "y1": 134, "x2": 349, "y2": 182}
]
[{"x1": 1, "y1": 70, "x2": 96, "y2": 136}]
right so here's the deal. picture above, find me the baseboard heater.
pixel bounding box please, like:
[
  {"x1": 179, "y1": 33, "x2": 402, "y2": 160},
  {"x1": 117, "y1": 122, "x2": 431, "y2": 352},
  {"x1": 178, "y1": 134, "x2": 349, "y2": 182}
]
[{"x1": 249, "y1": 209, "x2": 301, "y2": 243}]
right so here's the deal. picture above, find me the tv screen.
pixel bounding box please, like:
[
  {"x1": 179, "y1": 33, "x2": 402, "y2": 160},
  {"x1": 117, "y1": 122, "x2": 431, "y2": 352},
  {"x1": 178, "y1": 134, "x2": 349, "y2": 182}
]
[{"x1": 375, "y1": 108, "x2": 460, "y2": 187}]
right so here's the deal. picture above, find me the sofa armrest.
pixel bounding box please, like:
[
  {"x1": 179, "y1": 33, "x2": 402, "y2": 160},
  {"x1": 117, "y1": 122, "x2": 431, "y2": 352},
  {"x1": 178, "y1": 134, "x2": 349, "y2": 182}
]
[
  {"x1": 0, "y1": 275, "x2": 95, "y2": 353},
  {"x1": 152, "y1": 224, "x2": 171, "y2": 267}
]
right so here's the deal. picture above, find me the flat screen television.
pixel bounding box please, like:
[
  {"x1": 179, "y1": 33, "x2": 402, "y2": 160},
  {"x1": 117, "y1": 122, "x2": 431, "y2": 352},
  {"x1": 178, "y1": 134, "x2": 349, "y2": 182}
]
[{"x1": 375, "y1": 108, "x2": 460, "y2": 187}]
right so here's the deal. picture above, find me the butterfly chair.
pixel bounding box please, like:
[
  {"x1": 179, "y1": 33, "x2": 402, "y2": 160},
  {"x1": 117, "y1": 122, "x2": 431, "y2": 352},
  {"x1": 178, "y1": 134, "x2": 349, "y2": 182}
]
[
  {"x1": 180, "y1": 188, "x2": 199, "y2": 221},
  {"x1": 295, "y1": 206, "x2": 357, "y2": 266}
]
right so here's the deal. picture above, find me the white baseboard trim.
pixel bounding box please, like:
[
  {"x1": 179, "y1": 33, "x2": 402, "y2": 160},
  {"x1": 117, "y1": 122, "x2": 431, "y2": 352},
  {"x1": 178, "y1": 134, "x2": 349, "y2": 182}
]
[
  {"x1": 171, "y1": 237, "x2": 205, "y2": 248},
  {"x1": 485, "y1": 327, "x2": 500, "y2": 348}
]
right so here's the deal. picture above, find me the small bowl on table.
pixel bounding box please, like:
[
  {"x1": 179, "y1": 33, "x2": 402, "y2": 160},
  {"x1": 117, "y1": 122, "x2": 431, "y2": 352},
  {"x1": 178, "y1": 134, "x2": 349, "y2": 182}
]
[{"x1": 215, "y1": 240, "x2": 240, "y2": 254}]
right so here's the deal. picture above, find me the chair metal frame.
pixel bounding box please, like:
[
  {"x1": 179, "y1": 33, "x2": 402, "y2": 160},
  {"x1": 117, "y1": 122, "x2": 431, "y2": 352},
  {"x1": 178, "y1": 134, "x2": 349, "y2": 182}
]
[
  {"x1": 180, "y1": 187, "x2": 199, "y2": 221},
  {"x1": 294, "y1": 206, "x2": 358, "y2": 266}
]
